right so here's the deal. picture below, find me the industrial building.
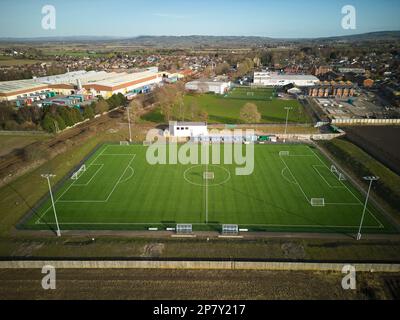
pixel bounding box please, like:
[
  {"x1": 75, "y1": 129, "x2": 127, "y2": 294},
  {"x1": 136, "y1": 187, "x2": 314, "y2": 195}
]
[
  {"x1": 0, "y1": 67, "x2": 163, "y2": 102},
  {"x1": 307, "y1": 81, "x2": 356, "y2": 98},
  {"x1": 185, "y1": 80, "x2": 231, "y2": 94},
  {"x1": 169, "y1": 121, "x2": 208, "y2": 138},
  {"x1": 253, "y1": 72, "x2": 319, "y2": 87}
]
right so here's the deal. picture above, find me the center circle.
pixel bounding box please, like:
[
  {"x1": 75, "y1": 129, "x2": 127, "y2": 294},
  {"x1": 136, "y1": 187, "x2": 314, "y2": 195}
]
[{"x1": 183, "y1": 165, "x2": 231, "y2": 187}]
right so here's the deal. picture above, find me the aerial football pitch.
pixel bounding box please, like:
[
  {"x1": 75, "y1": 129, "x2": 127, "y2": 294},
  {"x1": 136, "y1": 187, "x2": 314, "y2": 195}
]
[{"x1": 23, "y1": 143, "x2": 395, "y2": 233}]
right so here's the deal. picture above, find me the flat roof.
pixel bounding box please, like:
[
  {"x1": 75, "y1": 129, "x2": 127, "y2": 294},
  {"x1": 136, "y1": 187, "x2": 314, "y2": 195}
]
[
  {"x1": 254, "y1": 72, "x2": 319, "y2": 81},
  {"x1": 0, "y1": 79, "x2": 48, "y2": 95},
  {"x1": 171, "y1": 121, "x2": 207, "y2": 126},
  {"x1": 90, "y1": 69, "x2": 158, "y2": 88},
  {"x1": 0, "y1": 68, "x2": 160, "y2": 96},
  {"x1": 186, "y1": 80, "x2": 229, "y2": 85}
]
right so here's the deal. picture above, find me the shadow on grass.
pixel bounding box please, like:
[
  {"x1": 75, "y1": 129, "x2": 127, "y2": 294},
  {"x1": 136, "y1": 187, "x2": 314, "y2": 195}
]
[{"x1": 6, "y1": 183, "x2": 58, "y2": 236}]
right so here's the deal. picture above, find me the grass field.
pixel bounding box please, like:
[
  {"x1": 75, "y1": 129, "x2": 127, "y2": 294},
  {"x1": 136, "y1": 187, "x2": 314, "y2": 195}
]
[
  {"x1": 23, "y1": 143, "x2": 395, "y2": 233},
  {"x1": 142, "y1": 87, "x2": 310, "y2": 124},
  {"x1": 0, "y1": 55, "x2": 42, "y2": 66}
]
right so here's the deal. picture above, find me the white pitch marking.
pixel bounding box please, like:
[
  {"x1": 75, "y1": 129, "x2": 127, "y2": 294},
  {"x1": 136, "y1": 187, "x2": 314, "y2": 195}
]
[{"x1": 308, "y1": 147, "x2": 384, "y2": 228}]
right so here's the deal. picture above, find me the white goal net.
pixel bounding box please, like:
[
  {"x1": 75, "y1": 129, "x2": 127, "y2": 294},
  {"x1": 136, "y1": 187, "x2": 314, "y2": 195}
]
[
  {"x1": 71, "y1": 165, "x2": 86, "y2": 180},
  {"x1": 331, "y1": 165, "x2": 346, "y2": 181},
  {"x1": 310, "y1": 198, "x2": 325, "y2": 207},
  {"x1": 120, "y1": 141, "x2": 130, "y2": 146},
  {"x1": 247, "y1": 92, "x2": 254, "y2": 96},
  {"x1": 176, "y1": 224, "x2": 192, "y2": 234},
  {"x1": 279, "y1": 151, "x2": 290, "y2": 156},
  {"x1": 222, "y1": 224, "x2": 239, "y2": 234}
]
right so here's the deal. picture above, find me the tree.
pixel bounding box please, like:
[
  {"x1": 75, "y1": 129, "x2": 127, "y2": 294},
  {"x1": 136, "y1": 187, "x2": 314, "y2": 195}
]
[
  {"x1": 94, "y1": 100, "x2": 109, "y2": 114},
  {"x1": 70, "y1": 108, "x2": 83, "y2": 123},
  {"x1": 54, "y1": 115, "x2": 66, "y2": 131},
  {"x1": 107, "y1": 93, "x2": 126, "y2": 110},
  {"x1": 240, "y1": 103, "x2": 261, "y2": 124},
  {"x1": 83, "y1": 105, "x2": 95, "y2": 119},
  {"x1": 156, "y1": 84, "x2": 180, "y2": 122},
  {"x1": 215, "y1": 62, "x2": 230, "y2": 75},
  {"x1": 128, "y1": 99, "x2": 142, "y2": 124},
  {"x1": 41, "y1": 114, "x2": 57, "y2": 133},
  {"x1": 57, "y1": 107, "x2": 74, "y2": 127}
]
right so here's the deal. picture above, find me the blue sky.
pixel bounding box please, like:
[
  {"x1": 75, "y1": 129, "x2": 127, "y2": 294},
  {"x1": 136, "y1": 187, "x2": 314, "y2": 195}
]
[{"x1": 0, "y1": 0, "x2": 399, "y2": 38}]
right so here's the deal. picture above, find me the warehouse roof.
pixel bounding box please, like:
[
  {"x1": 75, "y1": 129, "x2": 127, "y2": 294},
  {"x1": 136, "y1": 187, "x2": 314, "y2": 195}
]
[
  {"x1": 89, "y1": 69, "x2": 158, "y2": 87},
  {"x1": 254, "y1": 72, "x2": 318, "y2": 81},
  {"x1": 0, "y1": 68, "x2": 161, "y2": 97},
  {"x1": 0, "y1": 79, "x2": 48, "y2": 94}
]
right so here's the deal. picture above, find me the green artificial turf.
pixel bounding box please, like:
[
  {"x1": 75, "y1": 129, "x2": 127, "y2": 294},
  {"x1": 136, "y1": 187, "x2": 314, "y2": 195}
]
[{"x1": 23, "y1": 143, "x2": 395, "y2": 233}]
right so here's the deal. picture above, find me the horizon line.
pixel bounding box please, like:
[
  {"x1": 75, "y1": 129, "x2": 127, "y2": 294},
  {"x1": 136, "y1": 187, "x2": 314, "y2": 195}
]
[{"x1": 0, "y1": 30, "x2": 399, "y2": 41}]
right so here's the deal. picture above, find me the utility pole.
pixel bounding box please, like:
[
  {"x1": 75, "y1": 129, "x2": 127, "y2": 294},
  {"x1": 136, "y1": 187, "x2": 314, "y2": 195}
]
[
  {"x1": 357, "y1": 176, "x2": 379, "y2": 240},
  {"x1": 283, "y1": 107, "x2": 292, "y2": 143},
  {"x1": 41, "y1": 174, "x2": 61, "y2": 237},
  {"x1": 127, "y1": 107, "x2": 132, "y2": 143}
]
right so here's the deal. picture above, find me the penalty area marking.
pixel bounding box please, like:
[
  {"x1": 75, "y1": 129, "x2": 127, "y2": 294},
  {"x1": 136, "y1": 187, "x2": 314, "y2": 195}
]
[
  {"x1": 279, "y1": 150, "x2": 384, "y2": 228},
  {"x1": 35, "y1": 146, "x2": 136, "y2": 224},
  {"x1": 57, "y1": 154, "x2": 136, "y2": 203},
  {"x1": 308, "y1": 147, "x2": 384, "y2": 228}
]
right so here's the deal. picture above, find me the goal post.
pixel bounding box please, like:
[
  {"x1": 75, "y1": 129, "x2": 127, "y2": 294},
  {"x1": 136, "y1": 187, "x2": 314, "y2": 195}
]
[
  {"x1": 176, "y1": 224, "x2": 192, "y2": 234},
  {"x1": 310, "y1": 198, "x2": 325, "y2": 207},
  {"x1": 279, "y1": 151, "x2": 290, "y2": 156},
  {"x1": 120, "y1": 141, "x2": 130, "y2": 146},
  {"x1": 331, "y1": 165, "x2": 346, "y2": 181},
  {"x1": 222, "y1": 224, "x2": 239, "y2": 234},
  {"x1": 71, "y1": 164, "x2": 86, "y2": 180}
]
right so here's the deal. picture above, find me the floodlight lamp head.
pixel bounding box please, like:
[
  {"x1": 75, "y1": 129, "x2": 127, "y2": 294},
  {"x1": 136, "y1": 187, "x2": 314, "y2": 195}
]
[
  {"x1": 363, "y1": 176, "x2": 379, "y2": 181},
  {"x1": 41, "y1": 173, "x2": 56, "y2": 179}
]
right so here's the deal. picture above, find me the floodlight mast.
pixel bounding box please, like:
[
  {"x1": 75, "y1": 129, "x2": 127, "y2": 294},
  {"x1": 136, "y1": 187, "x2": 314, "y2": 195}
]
[
  {"x1": 357, "y1": 176, "x2": 379, "y2": 241},
  {"x1": 283, "y1": 107, "x2": 292, "y2": 143},
  {"x1": 205, "y1": 138, "x2": 209, "y2": 224},
  {"x1": 41, "y1": 174, "x2": 61, "y2": 237},
  {"x1": 127, "y1": 107, "x2": 132, "y2": 143}
]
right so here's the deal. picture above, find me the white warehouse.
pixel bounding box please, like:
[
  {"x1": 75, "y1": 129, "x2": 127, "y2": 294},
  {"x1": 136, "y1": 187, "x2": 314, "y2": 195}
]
[
  {"x1": 169, "y1": 121, "x2": 208, "y2": 138},
  {"x1": 253, "y1": 72, "x2": 319, "y2": 87},
  {"x1": 185, "y1": 80, "x2": 231, "y2": 95}
]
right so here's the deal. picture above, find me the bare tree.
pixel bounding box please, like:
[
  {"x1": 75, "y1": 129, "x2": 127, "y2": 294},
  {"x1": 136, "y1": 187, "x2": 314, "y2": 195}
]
[{"x1": 240, "y1": 103, "x2": 261, "y2": 124}]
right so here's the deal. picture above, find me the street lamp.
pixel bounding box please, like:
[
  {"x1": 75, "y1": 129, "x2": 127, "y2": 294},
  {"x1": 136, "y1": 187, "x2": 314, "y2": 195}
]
[
  {"x1": 41, "y1": 174, "x2": 61, "y2": 237},
  {"x1": 357, "y1": 176, "x2": 379, "y2": 241},
  {"x1": 283, "y1": 107, "x2": 292, "y2": 143}
]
